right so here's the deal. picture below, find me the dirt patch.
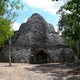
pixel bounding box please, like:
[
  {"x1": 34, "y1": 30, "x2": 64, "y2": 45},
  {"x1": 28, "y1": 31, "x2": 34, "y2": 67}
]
[{"x1": 0, "y1": 63, "x2": 80, "y2": 80}]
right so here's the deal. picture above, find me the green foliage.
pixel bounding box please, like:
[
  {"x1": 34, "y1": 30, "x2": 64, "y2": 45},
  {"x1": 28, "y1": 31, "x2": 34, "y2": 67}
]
[
  {"x1": 66, "y1": 38, "x2": 77, "y2": 55},
  {"x1": 0, "y1": 0, "x2": 23, "y2": 47},
  {"x1": 52, "y1": 0, "x2": 80, "y2": 62},
  {"x1": 57, "y1": 0, "x2": 80, "y2": 42},
  {"x1": 58, "y1": 13, "x2": 80, "y2": 54},
  {"x1": 55, "y1": 0, "x2": 80, "y2": 62},
  {"x1": 0, "y1": 17, "x2": 13, "y2": 47}
]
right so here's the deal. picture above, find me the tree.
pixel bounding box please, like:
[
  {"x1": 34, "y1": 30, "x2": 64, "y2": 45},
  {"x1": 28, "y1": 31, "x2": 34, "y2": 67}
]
[
  {"x1": 58, "y1": 13, "x2": 77, "y2": 47},
  {"x1": 0, "y1": 0, "x2": 23, "y2": 66},
  {"x1": 58, "y1": 13, "x2": 80, "y2": 63},
  {"x1": 0, "y1": 0, "x2": 23, "y2": 46},
  {"x1": 52, "y1": 0, "x2": 80, "y2": 63}
]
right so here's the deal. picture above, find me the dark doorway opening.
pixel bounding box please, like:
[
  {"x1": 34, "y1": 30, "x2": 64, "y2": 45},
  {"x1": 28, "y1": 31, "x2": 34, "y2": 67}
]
[{"x1": 35, "y1": 50, "x2": 50, "y2": 64}]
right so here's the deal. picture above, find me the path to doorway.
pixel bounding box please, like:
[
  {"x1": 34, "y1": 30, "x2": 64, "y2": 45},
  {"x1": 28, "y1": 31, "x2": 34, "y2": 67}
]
[{"x1": 0, "y1": 63, "x2": 80, "y2": 80}]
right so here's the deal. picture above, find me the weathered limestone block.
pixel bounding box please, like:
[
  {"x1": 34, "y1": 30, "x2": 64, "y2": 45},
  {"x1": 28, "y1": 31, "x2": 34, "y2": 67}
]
[
  {"x1": 11, "y1": 46, "x2": 30, "y2": 62},
  {"x1": 46, "y1": 23, "x2": 55, "y2": 33}
]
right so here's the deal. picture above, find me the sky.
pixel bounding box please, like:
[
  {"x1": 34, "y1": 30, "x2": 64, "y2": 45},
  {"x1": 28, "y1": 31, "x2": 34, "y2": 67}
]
[{"x1": 12, "y1": 0, "x2": 66, "y2": 31}]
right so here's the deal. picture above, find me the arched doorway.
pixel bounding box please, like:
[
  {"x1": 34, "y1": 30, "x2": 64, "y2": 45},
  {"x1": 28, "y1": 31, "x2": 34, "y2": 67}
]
[{"x1": 35, "y1": 50, "x2": 50, "y2": 64}]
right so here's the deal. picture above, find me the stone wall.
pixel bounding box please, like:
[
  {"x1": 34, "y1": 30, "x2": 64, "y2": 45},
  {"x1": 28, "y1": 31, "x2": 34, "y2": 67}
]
[{"x1": 0, "y1": 13, "x2": 75, "y2": 63}]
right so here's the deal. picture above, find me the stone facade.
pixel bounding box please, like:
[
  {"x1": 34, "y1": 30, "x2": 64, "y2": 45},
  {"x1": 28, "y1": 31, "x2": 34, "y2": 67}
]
[{"x1": 0, "y1": 13, "x2": 74, "y2": 63}]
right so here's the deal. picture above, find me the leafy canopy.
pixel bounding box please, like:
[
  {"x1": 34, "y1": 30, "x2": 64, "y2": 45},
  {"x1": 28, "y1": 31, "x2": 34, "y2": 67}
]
[
  {"x1": 0, "y1": 0, "x2": 23, "y2": 47},
  {"x1": 52, "y1": 0, "x2": 80, "y2": 58}
]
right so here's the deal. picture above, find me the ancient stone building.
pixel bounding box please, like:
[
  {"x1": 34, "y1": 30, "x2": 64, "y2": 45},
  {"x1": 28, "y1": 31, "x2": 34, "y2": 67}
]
[{"x1": 0, "y1": 13, "x2": 74, "y2": 63}]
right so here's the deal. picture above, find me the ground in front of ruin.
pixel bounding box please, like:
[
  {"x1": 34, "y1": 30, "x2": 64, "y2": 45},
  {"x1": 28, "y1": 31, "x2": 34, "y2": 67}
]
[{"x1": 0, "y1": 63, "x2": 80, "y2": 80}]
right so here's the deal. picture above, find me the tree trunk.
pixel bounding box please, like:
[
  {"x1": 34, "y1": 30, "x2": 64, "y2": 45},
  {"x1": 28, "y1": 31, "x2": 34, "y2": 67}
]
[
  {"x1": 9, "y1": 37, "x2": 11, "y2": 66},
  {"x1": 9, "y1": 51, "x2": 11, "y2": 66},
  {"x1": 76, "y1": 41, "x2": 79, "y2": 64}
]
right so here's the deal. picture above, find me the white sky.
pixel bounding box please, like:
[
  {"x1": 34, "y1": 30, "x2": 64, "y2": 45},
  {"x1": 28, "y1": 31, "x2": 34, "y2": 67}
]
[
  {"x1": 12, "y1": 0, "x2": 67, "y2": 31},
  {"x1": 23, "y1": 0, "x2": 64, "y2": 15}
]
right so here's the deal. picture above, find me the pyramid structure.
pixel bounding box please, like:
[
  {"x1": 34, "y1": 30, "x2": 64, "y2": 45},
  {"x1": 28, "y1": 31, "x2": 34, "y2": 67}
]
[{"x1": 0, "y1": 13, "x2": 74, "y2": 63}]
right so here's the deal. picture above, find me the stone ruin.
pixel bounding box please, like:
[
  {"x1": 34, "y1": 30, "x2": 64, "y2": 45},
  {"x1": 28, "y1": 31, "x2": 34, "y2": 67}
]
[{"x1": 0, "y1": 13, "x2": 74, "y2": 63}]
